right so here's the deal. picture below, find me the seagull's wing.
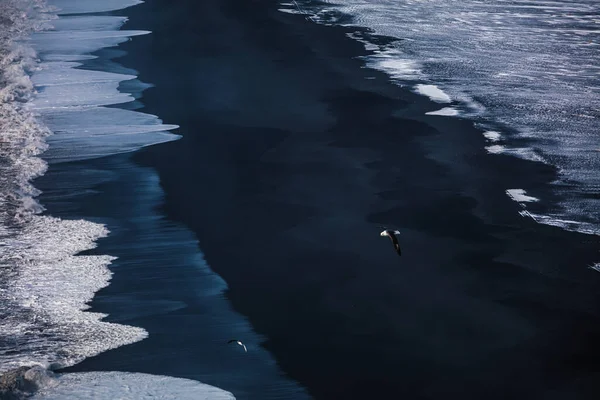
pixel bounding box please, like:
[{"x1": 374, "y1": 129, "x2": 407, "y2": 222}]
[
  {"x1": 242, "y1": 344, "x2": 247, "y2": 352},
  {"x1": 227, "y1": 339, "x2": 237, "y2": 344},
  {"x1": 393, "y1": 230, "x2": 401, "y2": 235},
  {"x1": 389, "y1": 234, "x2": 402, "y2": 256}
]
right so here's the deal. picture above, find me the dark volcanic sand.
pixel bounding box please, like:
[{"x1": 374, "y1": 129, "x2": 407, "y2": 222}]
[{"x1": 61, "y1": 0, "x2": 600, "y2": 399}]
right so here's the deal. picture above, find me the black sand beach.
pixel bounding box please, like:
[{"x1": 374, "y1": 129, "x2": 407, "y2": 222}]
[{"x1": 54, "y1": 0, "x2": 600, "y2": 398}]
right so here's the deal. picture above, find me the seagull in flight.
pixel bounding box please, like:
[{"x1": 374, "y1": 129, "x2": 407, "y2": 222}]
[
  {"x1": 380, "y1": 229, "x2": 401, "y2": 256},
  {"x1": 228, "y1": 339, "x2": 247, "y2": 352}
]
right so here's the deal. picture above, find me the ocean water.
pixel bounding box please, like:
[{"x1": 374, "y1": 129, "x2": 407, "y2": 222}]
[
  {"x1": 281, "y1": 0, "x2": 600, "y2": 239},
  {"x1": 0, "y1": 0, "x2": 242, "y2": 397}
]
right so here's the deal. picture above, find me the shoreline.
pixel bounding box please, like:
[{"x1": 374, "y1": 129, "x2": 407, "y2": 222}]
[
  {"x1": 48, "y1": 0, "x2": 600, "y2": 399},
  {"x1": 28, "y1": 1, "x2": 309, "y2": 398}
]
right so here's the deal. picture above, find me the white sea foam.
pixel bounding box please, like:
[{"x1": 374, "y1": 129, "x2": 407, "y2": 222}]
[
  {"x1": 414, "y1": 84, "x2": 451, "y2": 103},
  {"x1": 520, "y1": 210, "x2": 600, "y2": 236},
  {"x1": 365, "y1": 50, "x2": 422, "y2": 80},
  {"x1": 0, "y1": 217, "x2": 147, "y2": 372},
  {"x1": 483, "y1": 131, "x2": 501, "y2": 142},
  {"x1": 425, "y1": 107, "x2": 459, "y2": 116},
  {"x1": 484, "y1": 144, "x2": 548, "y2": 164},
  {"x1": 32, "y1": 62, "x2": 137, "y2": 87},
  {"x1": 28, "y1": 29, "x2": 150, "y2": 55},
  {"x1": 0, "y1": 0, "x2": 53, "y2": 224},
  {"x1": 506, "y1": 189, "x2": 539, "y2": 203},
  {"x1": 27, "y1": 5, "x2": 179, "y2": 163},
  {"x1": 40, "y1": 107, "x2": 179, "y2": 163},
  {"x1": 48, "y1": 0, "x2": 143, "y2": 15},
  {"x1": 31, "y1": 372, "x2": 235, "y2": 400},
  {"x1": 485, "y1": 144, "x2": 505, "y2": 154},
  {"x1": 278, "y1": 7, "x2": 304, "y2": 15},
  {"x1": 50, "y1": 15, "x2": 128, "y2": 31}
]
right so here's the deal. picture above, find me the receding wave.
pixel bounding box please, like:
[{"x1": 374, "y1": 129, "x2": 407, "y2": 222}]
[
  {"x1": 0, "y1": 0, "x2": 177, "y2": 375},
  {"x1": 0, "y1": 367, "x2": 235, "y2": 399},
  {"x1": 32, "y1": 371, "x2": 235, "y2": 399}
]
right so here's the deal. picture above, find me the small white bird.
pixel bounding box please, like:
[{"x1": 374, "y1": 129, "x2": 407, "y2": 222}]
[
  {"x1": 228, "y1": 339, "x2": 247, "y2": 352},
  {"x1": 380, "y1": 229, "x2": 402, "y2": 256}
]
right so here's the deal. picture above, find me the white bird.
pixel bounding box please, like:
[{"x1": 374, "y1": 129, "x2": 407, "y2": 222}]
[
  {"x1": 228, "y1": 339, "x2": 247, "y2": 352},
  {"x1": 380, "y1": 229, "x2": 402, "y2": 256}
]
